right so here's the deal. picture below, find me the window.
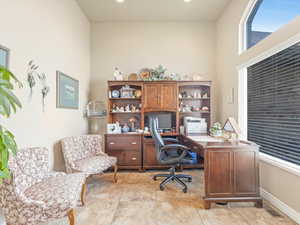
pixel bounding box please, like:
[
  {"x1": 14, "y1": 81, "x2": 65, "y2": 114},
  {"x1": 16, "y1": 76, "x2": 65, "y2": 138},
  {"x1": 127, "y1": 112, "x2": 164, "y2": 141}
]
[
  {"x1": 246, "y1": 0, "x2": 300, "y2": 49},
  {"x1": 247, "y1": 42, "x2": 300, "y2": 165}
]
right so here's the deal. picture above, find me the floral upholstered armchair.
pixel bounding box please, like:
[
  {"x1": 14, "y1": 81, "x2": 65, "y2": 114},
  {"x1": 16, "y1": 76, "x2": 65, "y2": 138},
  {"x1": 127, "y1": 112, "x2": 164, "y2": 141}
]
[
  {"x1": 0, "y1": 147, "x2": 87, "y2": 225},
  {"x1": 61, "y1": 135, "x2": 118, "y2": 182}
]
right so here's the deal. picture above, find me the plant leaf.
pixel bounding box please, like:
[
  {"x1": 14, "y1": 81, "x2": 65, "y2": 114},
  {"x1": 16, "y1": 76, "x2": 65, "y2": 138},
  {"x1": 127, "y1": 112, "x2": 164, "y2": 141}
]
[
  {"x1": 0, "y1": 86, "x2": 22, "y2": 108},
  {"x1": 3, "y1": 131, "x2": 17, "y2": 155}
]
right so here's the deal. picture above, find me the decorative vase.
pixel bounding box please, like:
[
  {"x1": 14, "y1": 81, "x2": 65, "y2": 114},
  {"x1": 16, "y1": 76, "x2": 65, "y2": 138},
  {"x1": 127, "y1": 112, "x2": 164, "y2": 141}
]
[{"x1": 122, "y1": 124, "x2": 130, "y2": 133}]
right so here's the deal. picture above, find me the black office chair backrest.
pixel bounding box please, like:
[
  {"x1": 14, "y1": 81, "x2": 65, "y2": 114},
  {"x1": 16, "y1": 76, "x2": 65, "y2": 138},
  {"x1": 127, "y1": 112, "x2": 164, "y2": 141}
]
[{"x1": 149, "y1": 115, "x2": 165, "y2": 162}]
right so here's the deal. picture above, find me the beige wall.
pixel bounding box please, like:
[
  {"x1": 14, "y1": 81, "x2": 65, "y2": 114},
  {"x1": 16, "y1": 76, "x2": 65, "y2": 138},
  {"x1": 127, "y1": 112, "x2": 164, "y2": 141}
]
[
  {"x1": 90, "y1": 21, "x2": 217, "y2": 120},
  {"x1": 216, "y1": 0, "x2": 300, "y2": 216},
  {"x1": 0, "y1": 0, "x2": 90, "y2": 170}
]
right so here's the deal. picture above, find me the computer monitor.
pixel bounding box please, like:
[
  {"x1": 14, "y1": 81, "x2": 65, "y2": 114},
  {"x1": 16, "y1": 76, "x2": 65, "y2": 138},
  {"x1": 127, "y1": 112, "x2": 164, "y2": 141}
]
[
  {"x1": 157, "y1": 113, "x2": 172, "y2": 130},
  {"x1": 145, "y1": 112, "x2": 174, "y2": 132}
]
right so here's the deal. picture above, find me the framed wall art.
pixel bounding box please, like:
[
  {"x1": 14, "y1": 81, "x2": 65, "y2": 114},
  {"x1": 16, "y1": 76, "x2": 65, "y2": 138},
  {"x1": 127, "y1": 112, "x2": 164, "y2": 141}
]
[
  {"x1": 0, "y1": 45, "x2": 10, "y2": 68},
  {"x1": 56, "y1": 71, "x2": 79, "y2": 109}
]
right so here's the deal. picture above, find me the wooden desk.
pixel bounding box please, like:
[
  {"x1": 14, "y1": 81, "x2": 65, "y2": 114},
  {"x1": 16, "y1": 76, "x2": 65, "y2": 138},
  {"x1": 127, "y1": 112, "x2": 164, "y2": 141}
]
[{"x1": 181, "y1": 135, "x2": 263, "y2": 209}]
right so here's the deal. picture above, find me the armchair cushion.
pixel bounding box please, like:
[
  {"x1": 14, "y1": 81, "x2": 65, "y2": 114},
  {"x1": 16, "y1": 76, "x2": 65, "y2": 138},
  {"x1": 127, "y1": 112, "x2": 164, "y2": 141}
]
[
  {"x1": 73, "y1": 155, "x2": 117, "y2": 174},
  {"x1": 61, "y1": 135, "x2": 117, "y2": 174},
  {"x1": 24, "y1": 173, "x2": 86, "y2": 212}
]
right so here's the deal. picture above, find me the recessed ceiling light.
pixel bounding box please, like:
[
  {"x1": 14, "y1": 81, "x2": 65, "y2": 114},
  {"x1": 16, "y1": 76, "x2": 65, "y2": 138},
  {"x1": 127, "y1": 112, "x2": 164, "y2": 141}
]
[
  {"x1": 116, "y1": 0, "x2": 125, "y2": 3},
  {"x1": 184, "y1": 0, "x2": 192, "y2": 2}
]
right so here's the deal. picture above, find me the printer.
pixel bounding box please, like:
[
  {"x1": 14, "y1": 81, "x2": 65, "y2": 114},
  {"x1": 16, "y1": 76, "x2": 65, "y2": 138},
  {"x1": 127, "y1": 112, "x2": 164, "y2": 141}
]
[{"x1": 184, "y1": 117, "x2": 207, "y2": 135}]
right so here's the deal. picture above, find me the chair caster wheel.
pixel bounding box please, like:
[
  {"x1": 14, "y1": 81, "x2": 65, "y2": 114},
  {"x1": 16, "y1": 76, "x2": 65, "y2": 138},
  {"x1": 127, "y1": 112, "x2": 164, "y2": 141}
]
[
  {"x1": 183, "y1": 188, "x2": 187, "y2": 193},
  {"x1": 160, "y1": 185, "x2": 164, "y2": 191},
  {"x1": 188, "y1": 178, "x2": 192, "y2": 182},
  {"x1": 153, "y1": 177, "x2": 157, "y2": 181}
]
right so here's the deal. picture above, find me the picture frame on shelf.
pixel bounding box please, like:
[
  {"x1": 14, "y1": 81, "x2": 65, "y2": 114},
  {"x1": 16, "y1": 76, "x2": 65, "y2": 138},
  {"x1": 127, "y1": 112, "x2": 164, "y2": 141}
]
[
  {"x1": 107, "y1": 123, "x2": 121, "y2": 134},
  {"x1": 0, "y1": 45, "x2": 10, "y2": 68},
  {"x1": 56, "y1": 71, "x2": 79, "y2": 109}
]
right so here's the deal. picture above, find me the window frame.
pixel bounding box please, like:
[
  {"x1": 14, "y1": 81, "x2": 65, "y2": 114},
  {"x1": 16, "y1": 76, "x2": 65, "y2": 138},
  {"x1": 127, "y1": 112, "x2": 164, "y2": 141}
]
[
  {"x1": 239, "y1": 0, "x2": 259, "y2": 54},
  {"x1": 245, "y1": 0, "x2": 263, "y2": 49}
]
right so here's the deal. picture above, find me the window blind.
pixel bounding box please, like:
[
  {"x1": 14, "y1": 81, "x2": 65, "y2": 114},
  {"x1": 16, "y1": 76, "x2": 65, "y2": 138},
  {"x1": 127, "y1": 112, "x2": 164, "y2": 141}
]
[{"x1": 248, "y1": 42, "x2": 300, "y2": 165}]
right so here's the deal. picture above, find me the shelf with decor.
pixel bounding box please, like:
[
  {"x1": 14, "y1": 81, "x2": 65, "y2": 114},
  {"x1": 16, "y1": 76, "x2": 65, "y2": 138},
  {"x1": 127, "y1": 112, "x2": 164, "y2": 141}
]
[
  {"x1": 107, "y1": 81, "x2": 143, "y2": 135},
  {"x1": 109, "y1": 98, "x2": 141, "y2": 100},
  {"x1": 179, "y1": 98, "x2": 210, "y2": 100},
  {"x1": 110, "y1": 112, "x2": 141, "y2": 114},
  {"x1": 178, "y1": 82, "x2": 212, "y2": 136},
  {"x1": 179, "y1": 111, "x2": 210, "y2": 114}
]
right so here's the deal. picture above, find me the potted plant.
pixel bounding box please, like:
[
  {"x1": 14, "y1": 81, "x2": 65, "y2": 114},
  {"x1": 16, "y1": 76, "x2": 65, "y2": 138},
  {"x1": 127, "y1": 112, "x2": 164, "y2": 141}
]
[
  {"x1": 210, "y1": 122, "x2": 223, "y2": 137},
  {"x1": 0, "y1": 66, "x2": 22, "y2": 182}
]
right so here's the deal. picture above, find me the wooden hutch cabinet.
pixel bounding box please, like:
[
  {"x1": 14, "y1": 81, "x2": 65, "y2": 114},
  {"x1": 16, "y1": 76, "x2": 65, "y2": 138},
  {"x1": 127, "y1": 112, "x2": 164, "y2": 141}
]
[
  {"x1": 105, "y1": 80, "x2": 212, "y2": 170},
  {"x1": 143, "y1": 82, "x2": 177, "y2": 111}
]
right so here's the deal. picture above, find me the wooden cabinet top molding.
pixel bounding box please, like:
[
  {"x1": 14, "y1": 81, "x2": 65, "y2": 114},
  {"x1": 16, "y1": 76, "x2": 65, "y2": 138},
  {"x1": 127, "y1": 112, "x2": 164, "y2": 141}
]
[{"x1": 108, "y1": 80, "x2": 211, "y2": 84}]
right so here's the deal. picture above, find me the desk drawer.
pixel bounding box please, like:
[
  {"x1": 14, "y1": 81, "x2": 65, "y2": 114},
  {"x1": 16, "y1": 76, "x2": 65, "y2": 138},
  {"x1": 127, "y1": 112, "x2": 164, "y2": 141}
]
[
  {"x1": 108, "y1": 150, "x2": 141, "y2": 166},
  {"x1": 106, "y1": 135, "x2": 141, "y2": 151}
]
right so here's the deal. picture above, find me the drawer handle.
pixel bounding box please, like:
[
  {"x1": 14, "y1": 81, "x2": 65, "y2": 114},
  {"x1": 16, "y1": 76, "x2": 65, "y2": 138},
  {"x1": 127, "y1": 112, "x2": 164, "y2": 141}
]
[
  {"x1": 132, "y1": 157, "x2": 137, "y2": 160},
  {"x1": 131, "y1": 142, "x2": 137, "y2": 145},
  {"x1": 110, "y1": 142, "x2": 115, "y2": 145}
]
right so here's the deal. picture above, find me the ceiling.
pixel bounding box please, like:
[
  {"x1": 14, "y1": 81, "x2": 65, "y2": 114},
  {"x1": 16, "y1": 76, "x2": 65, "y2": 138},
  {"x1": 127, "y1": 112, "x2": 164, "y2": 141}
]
[{"x1": 76, "y1": 0, "x2": 232, "y2": 22}]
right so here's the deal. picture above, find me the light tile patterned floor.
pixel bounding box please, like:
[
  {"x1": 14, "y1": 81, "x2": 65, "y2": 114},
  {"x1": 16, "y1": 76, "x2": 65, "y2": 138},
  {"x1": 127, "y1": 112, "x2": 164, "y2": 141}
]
[{"x1": 41, "y1": 170, "x2": 296, "y2": 225}]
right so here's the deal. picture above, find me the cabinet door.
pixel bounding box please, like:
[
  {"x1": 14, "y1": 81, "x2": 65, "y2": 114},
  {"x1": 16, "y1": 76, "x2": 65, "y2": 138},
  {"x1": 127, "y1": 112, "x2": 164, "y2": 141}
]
[
  {"x1": 144, "y1": 84, "x2": 161, "y2": 111},
  {"x1": 161, "y1": 83, "x2": 177, "y2": 111},
  {"x1": 233, "y1": 150, "x2": 259, "y2": 196},
  {"x1": 205, "y1": 150, "x2": 233, "y2": 196},
  {"x1": 143, "y1": 139, "x2": 160, "y2": 166}
]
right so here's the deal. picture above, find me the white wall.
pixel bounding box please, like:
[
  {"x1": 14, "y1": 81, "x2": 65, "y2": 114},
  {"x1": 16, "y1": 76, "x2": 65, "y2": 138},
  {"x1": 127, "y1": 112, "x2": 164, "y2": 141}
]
[
  {"x1": 216, "y1": 0, "x2": 300, "y2": 218},
  {"x1": 0, "y1": 0, "x2": 90, "y2": 170},
  {"x1": 90, "y1": 21, "x2": 217, "y2": 120}
]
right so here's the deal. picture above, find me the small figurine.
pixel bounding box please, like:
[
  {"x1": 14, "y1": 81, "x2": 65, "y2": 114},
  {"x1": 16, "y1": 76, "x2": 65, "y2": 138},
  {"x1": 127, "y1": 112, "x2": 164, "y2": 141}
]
[
  {"x1": 131, "y1": 105, "x2": 137, "y2": 112},
  {"x1": 122, "y1": 123, "x2": 130, "y2": 133},
  {"x1": 129, "y1": 117, "x2": 137, "y2": 132},
  {"x1": 181, "y1": 91, "x2": 188, "y2": 98},
  {"x1": 112, "y1": 104, "x2": 117, "y2": 112},
  {"x1": 114, "y1": 67, "x2": 123, "y2": 81},
  {"x1": 119, "y1": 106, "x2": 125, "y2": 112},
  {"x1": 197, "y1": 92, "x2": 202, "y2": 98},
  {"x1": 178, "y1": 93, "x2": 182, "y2": 99},
  {"x1": 115, "y1": 121, "x2": 122, "y2": 133},
  {"x1": 125, "y1": 104, "x2": 131, "y2": 112},
  {"x1": 202, "y1": 106, "x2": 209, "y2": 111},
  {"x1": 202, "y1": 92, "x2": 208, "y2": 98}
]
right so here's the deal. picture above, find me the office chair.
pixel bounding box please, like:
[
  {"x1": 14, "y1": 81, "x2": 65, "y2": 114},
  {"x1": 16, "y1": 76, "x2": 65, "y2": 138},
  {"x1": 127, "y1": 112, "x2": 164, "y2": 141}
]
[{"x1": 149, "y1": 115, "x2": 194, "y2": 193}]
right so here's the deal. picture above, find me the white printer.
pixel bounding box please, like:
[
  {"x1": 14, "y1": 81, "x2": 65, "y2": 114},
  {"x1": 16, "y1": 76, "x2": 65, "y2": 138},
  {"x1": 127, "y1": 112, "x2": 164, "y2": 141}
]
[{"x1": 184, "y1": 117, "x2": 207, "y2": 135}]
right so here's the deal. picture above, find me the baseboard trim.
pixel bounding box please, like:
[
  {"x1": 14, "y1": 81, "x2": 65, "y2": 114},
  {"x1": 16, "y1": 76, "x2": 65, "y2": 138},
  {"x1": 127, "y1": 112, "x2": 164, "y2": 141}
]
[{"x1": 261, "y1": 188, "x2": 300, "y2": 224}]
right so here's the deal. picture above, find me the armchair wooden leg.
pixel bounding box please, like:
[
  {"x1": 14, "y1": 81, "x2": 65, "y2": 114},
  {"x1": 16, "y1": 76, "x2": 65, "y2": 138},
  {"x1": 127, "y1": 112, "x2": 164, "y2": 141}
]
[
  {"x1": 113, "y1": 164, "x2": 118, "y2": 183},
  {"x1": 68, "y1": 209, "x2": 75, "y2": 225},
  {"x1": 81, "y1": 183, "x2": 87, "y2": 206}
]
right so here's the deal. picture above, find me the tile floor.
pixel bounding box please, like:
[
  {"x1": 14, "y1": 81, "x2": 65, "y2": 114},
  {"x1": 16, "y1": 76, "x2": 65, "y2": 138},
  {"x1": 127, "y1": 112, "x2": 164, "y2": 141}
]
[{"x1": 6, "y1": 170, "x2": 296, "y2": 225}]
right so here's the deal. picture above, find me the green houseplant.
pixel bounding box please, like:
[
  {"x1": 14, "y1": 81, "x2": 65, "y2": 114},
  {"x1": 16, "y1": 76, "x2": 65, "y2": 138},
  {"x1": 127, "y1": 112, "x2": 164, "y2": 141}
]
[{"x1": 0, "y1": 66, "x2": 22, "y2": 181}]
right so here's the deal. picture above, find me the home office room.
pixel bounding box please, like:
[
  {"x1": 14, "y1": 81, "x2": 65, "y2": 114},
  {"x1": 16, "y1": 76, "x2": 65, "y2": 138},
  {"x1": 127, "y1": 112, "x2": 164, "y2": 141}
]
[{"x1": 0, "y1": 0, "x2": 300, "y2": 225}]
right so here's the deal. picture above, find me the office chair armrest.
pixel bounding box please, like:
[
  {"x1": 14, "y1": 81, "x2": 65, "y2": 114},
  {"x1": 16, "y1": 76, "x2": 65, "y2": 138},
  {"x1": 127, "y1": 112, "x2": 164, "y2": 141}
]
[
  {"x1": 162, "y1": 138, "x2": 179, "y2": 143},
  {"x1": 161, "y1": 144, "x2": 189, "y2": 161},
  {"x1": 161, "y1": 144, "x2": 189, "y2": 152}
]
